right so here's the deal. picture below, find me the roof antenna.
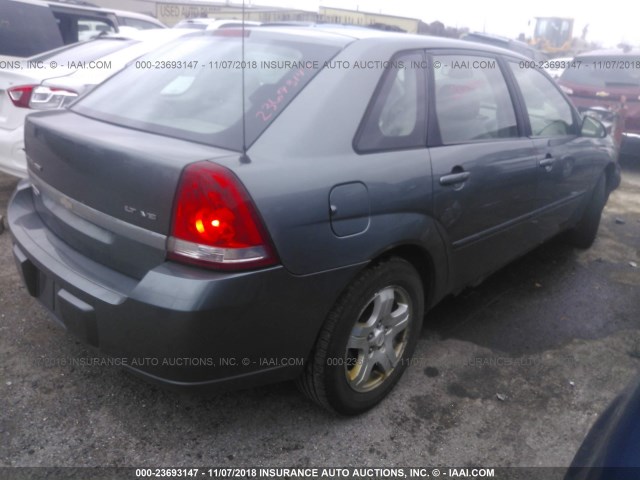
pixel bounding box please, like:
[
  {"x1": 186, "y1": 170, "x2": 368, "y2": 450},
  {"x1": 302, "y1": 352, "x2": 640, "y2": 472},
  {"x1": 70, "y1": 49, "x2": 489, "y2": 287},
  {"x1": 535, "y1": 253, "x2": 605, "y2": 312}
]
[{"x1": 239, "y1": 0, "x2": 251, "y2": 164}]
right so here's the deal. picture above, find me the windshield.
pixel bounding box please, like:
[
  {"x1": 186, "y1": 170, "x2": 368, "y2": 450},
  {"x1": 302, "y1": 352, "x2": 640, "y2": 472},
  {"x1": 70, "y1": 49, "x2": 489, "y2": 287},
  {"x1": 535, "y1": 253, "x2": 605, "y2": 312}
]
[
  {"x1": 560, "y1": 56, "x2": 640, "y2": 88},
  {"x1": 72, "y1": 32, "x2": 342, "y2": 151}
]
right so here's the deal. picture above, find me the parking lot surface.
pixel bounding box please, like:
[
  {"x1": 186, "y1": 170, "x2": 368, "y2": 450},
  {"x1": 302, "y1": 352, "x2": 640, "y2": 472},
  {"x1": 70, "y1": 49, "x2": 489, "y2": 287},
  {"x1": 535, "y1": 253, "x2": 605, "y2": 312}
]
[{"x1": 1, "y1": 159, "x2": 639, "y2": 470}]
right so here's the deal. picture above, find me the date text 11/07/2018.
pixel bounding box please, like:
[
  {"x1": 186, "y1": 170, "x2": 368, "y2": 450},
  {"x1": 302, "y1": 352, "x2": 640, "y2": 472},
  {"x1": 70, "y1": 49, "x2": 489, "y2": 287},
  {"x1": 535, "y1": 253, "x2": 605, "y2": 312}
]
[
  {"x1": 520, "y1": 60, "x2": 640, "y2": 70},
  {"x1": 134, "y1": 467, "x2": 497, "y2": 478}
]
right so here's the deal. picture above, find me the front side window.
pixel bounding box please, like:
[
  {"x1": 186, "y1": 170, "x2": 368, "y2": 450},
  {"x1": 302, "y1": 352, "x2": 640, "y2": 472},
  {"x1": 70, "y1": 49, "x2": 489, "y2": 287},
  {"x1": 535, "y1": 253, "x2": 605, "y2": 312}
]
[
  {"x1": 433, "y1": 55, "x2": 518, "y2": 144},
  {"x1": 355, "y1": 51, "x2": 426, "y2": 152},
  {"x1": 509, "y1": 63, "x2": 575, "y2": 137}
]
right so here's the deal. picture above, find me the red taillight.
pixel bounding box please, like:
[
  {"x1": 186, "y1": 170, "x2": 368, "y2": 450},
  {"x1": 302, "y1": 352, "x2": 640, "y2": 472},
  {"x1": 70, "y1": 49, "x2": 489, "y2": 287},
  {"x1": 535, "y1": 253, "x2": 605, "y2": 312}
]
[
  {"x1": 168, "y1": 161, "x2": 277, "y2": 270},
  {"x1": 6, "y1": 85, "x2": 78, "y2": 109},
  {"x1": 7, "y1": 85, "x2": 35, "y2": 108}
]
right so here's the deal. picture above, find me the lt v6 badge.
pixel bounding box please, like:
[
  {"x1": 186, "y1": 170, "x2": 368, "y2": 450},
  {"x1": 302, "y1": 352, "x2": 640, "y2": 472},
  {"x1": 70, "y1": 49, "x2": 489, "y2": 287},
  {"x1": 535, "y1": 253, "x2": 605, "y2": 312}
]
[{"x1": 124, "y1": 205, "x2": 157, "y2": 221}]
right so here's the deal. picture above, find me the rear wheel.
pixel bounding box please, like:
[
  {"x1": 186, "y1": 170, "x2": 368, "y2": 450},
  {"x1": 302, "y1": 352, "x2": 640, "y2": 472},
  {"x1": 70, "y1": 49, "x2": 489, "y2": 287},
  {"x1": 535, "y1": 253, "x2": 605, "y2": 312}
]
[
  {"x1": 565, "y1": 174, "x2": 606, "y2": 249},
  {"x1": 298, "y1": 257, "x2": 424, "y2": 415}
]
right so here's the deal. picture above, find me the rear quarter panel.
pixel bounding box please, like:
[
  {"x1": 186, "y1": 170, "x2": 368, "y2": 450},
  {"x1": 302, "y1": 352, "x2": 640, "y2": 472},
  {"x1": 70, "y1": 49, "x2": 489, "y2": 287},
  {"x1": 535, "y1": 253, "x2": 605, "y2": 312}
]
[{"x1": 237, "y1": 39, "x2": 449, "y2": 290}]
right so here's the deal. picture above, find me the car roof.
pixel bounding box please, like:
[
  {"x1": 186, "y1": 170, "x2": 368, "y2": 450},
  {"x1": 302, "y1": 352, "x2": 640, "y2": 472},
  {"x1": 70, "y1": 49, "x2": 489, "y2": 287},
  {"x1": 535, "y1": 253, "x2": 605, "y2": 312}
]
[
  {"x1": 463, "y1": 32, "x2": 534, "y2": 50},
  {"x1": 464, "y1": 32, "x2": 512, "y2": 44},
  {"x1": 237, "y1": 25, "x2": 531, "y2": 59}
]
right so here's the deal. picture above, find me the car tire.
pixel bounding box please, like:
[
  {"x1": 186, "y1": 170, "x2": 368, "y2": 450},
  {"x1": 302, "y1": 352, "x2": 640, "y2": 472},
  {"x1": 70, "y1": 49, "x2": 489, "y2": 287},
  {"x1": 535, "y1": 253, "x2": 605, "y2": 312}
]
[
  {"x1": 565, "y1": 174, "x2": 606, "y2": 249},
  {"x1": 297, "y1": 257, "x2": 424, "y2": 415}
]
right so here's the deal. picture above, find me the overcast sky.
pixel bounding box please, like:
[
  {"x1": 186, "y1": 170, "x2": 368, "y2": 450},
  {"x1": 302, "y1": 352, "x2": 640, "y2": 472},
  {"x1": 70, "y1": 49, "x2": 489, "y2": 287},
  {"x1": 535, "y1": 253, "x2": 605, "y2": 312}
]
[{"x1": 243, "y1": 0, "x2": 639, "y2": 47}]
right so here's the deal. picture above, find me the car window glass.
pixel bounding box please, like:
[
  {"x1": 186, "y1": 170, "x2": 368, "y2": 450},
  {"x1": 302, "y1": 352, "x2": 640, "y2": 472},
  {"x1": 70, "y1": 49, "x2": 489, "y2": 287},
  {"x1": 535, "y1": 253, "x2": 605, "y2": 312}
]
[
  {"x1": 509, "y1": 62, "x2": 575, "y2": 136},
  {"x1": 433, "y1": 55, "x2": 518, "y2": 144},
  {"x1": 73, "y1": 35, "x2": 341, "y2": 151},
  {"x1": 355, "y1": 51, "x2": 426, "y2": 152},
  {"x1": 51, "y1": 12, "x2": 116, "y2": 44},
  {"x1": 0, "y1": 1, "x2": 64, "y2": 57},
  {"x1": 77, "y1": 20, "x2": 117, "y2": 41},
  {"x1": 121, "y1": 17, "x2": 160, "y2": 30}
]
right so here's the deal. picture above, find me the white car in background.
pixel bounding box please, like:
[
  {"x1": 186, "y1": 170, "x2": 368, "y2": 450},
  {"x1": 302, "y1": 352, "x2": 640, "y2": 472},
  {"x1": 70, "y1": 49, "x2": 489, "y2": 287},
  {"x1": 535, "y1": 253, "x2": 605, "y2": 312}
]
[
  {"x1": 544, "y1": 57, "x2": 574, "y2": 79},
  {"x1": 0, "y1": 0, "x2": 164, "y2": 59},
  {"x1": 174, "y1": 18, "x2": 261, "y2": 30},
  {"x1": 0, "y1": 28, "x2": 194, "y2": 178},
  {"x1": 108, "y1": 8, "x2": 167, "y2": 30},
  {"x1": 78, "y1": 10, "x2": 167, "y2": 41}
]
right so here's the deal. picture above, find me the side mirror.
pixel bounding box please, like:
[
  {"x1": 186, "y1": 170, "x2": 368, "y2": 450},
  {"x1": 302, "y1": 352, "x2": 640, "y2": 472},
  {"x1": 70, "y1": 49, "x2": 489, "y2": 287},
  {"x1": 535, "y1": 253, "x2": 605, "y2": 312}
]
[{"x1": 580, "y1": 115, "x2": 607, "y2": 138}]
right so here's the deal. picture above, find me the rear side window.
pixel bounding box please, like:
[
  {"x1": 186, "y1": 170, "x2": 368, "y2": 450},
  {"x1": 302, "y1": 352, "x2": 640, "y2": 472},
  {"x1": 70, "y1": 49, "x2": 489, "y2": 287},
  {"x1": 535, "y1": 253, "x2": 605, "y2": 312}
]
[
  {"x1": 0, "y1": 0, "x2": 64, "y2": 57},
  {"x1": 355, "y1": 51, "x2": 427, "y2": 152},
  {"x1": 73, "y1": 33, "x2": 342, "y2": 151},
  {"x1": 433, "y1": 55, "x2": 518, "y2": 144},
  {"x1": 509, "y1": 63, "x2": 575, "y2": 136}
]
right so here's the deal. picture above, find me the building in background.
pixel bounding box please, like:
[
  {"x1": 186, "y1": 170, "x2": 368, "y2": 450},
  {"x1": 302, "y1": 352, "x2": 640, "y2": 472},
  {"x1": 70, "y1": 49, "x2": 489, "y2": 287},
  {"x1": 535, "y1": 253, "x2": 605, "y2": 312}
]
[
  {"x1": 317, "y1": 6, "x2": 422, "y2": 33},
  {"x1": 91, "y1": 0, "x2": 427, "y2": 31}
]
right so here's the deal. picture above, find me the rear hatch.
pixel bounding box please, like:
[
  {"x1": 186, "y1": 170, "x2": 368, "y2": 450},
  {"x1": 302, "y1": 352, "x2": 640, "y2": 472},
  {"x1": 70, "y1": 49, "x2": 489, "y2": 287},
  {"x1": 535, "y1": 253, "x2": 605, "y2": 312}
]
[
  {"x1": 23, "y1": 29, "x2": 346, "y2": 278},
  {"x1": 25, "y1": 111, "x2": 240, "y2": 279}
]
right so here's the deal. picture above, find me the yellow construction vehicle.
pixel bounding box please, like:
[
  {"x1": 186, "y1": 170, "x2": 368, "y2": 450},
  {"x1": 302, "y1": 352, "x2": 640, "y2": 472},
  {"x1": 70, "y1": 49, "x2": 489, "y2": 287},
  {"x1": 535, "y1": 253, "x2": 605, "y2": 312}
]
[{"x1": 530, "y1": 17, "x2": 575, "y2": 55}]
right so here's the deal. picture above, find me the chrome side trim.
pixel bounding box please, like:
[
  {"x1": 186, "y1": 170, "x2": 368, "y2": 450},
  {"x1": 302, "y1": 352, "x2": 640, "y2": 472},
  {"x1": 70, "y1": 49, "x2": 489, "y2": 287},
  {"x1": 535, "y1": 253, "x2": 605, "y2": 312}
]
[{"x1": 29, "y1": 171, "x2": 167, "y2": 251}]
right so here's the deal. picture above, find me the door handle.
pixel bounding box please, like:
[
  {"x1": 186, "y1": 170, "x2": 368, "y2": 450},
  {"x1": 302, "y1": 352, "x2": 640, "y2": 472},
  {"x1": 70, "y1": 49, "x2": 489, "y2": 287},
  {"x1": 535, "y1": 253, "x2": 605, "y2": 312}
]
[
  {"x1": 539, "y1": 158, "x2": 554, "y2": 167},
  {"x1": 439, "y1": 171, "x2": 471, "y2": 186},
  {"x1": 539, "y1": 154, "x2": 554, "y2": 171}
]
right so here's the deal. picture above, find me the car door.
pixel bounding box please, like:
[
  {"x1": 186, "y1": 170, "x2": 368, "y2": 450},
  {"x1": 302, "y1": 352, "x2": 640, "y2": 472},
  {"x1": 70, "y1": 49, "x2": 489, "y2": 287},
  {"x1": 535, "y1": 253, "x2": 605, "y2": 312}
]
[
  {"x1": 429, "y1": 52, "x2": 539, "y2": 290},
  {"x1": 507, "y1": 62, "x2": 599, "y2": 241}
]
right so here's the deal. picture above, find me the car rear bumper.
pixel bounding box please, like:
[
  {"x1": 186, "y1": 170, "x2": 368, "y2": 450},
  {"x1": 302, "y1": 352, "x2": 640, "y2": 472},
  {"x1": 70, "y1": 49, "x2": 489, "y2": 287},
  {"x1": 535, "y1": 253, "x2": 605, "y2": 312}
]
[
  {"x1": 8, "y1": 180, "x2": 361, "y2": 391},
  {"x1": 0, "y1": 124, "x2": 27, "y2": 178}
]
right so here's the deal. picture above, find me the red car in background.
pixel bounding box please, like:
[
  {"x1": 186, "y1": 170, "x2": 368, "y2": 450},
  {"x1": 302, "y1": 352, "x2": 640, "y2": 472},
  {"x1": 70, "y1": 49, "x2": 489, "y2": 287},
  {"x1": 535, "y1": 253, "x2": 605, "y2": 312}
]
[{"x1": 558, "y1": 47, "x2": 640, "y2": 155}]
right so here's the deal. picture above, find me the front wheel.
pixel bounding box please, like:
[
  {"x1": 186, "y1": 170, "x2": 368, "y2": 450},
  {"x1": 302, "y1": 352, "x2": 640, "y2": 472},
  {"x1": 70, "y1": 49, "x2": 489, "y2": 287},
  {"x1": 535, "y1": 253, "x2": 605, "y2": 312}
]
[{"x1": 298, "y1": 257, "x2": 424, "y2": 415}]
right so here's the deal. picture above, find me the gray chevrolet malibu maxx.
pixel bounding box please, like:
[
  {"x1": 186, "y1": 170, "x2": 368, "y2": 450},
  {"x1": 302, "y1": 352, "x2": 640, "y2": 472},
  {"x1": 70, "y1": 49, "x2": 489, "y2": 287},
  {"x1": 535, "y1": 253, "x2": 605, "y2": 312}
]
[{"x1": 9, "y1": 27, "x2": 620, "y2": 414}]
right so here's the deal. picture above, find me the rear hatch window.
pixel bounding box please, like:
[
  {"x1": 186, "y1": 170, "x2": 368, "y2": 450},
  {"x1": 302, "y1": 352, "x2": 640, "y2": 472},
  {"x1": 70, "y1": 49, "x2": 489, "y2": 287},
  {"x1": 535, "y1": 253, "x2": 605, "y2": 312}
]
[
  {"x1": 72, "y1": 30, "x2": 344, "y2": 151},
  {"x1": 0, "y1": 0, "x2": 64, "y2": 57}
]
